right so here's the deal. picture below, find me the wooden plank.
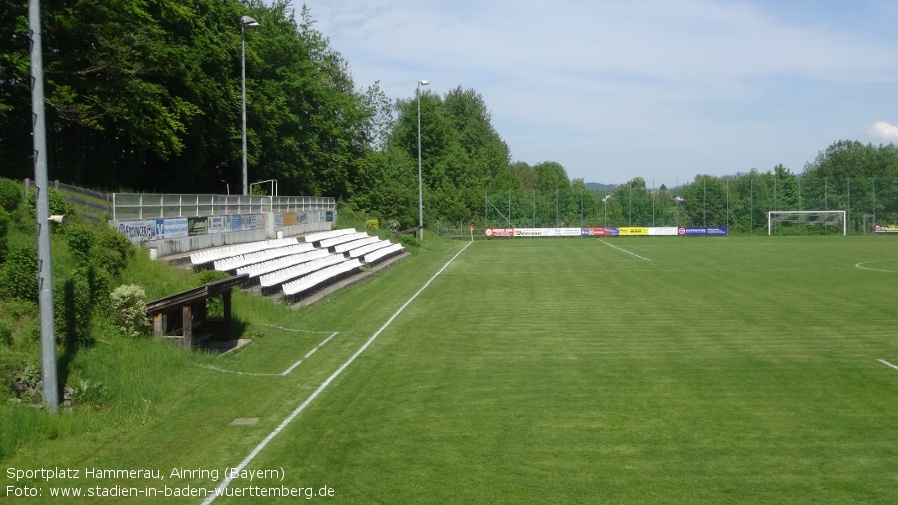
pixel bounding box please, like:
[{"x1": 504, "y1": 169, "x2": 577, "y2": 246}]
[
  {"x1": 182, "y1": 304, "x2": 193, "y2": 348},
  {"x1": 145, "y1": 274, "x2": 248, "y2": 312}
]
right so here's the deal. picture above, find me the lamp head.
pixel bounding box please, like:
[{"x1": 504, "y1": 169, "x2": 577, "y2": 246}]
[
  {"x1": 242, "y1": 15, "x2": 260, "y2": 27},
  {"x1": 419, "y1": 79, "x2": 429, "y2": 86}
]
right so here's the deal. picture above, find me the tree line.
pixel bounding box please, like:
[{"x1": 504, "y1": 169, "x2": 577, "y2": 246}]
[{"x1": 2, "y1": 1, "x2": 897, "y2": 232}]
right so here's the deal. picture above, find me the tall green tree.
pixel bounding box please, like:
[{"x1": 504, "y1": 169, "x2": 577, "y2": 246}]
[{"x1": 804, "y1": 140, "x2": 898, "y2": 179}]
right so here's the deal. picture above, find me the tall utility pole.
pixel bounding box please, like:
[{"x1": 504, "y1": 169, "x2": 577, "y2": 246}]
[
  {"x1": 241, "y1": 15, "x2": 259, "y2": 196},
  {"x1": 417, "y1": 79, "x2": 429, "y2": 240},
  {"x1": 29, "y1": 0, "x2": 59, "y2": 414}
]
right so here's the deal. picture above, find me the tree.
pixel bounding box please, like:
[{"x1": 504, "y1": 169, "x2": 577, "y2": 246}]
[
  {"x1": 533, "y1": 161, "x2": 570, "y2": 191},
  {"x1": 804, "y1": 140, "x2": 898, "y2": 179}
]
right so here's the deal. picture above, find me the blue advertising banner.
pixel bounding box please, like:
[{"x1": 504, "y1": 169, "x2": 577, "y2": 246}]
[
  {"x1": 679, "y1": 227, "x2": 727, "y2": 236},
  {"x1": 229, "y1": 215, "x2": 243, "y2": 232},
  {"x1": 155, "y1": 218, "x2": 188, "y2": 240}
]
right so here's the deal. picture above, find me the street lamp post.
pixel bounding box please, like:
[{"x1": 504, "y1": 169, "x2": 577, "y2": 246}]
[
  {"x1": 241, "y1": 15, "x2": 259, "y2": 196},
  {"x1": 29, "y1": 0, "x2": 59, "y2": 414},
  {"x1": 417, "y1": 79, "x2": 429, "y2": 240}
]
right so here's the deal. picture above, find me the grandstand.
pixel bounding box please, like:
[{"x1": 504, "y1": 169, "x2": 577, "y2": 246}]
[{"x1": 185, "y1": 228, "x2": 407, "y2": 305}]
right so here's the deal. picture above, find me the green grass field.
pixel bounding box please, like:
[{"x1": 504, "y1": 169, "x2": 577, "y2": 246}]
[{"x1": 4, "y1": 235, "x2": 898, "y2": 504}]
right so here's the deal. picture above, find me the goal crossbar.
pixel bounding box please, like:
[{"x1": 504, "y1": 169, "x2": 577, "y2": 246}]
[{"x1": 768, "y1": 210, "x2": 846, "y2": 236}]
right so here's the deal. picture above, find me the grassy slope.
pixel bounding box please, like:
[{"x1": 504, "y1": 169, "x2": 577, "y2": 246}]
[
  {"x1": 0, "y1": 235, "x2": 455, "y2": 504},
  {"x1": 3, "y1": 236, "x2": 898, "y2": 504}
]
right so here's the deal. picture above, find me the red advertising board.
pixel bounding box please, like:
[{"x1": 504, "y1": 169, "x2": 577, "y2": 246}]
[{"x1": 484, "y1": 228, "x2": 515, "y2": 237}]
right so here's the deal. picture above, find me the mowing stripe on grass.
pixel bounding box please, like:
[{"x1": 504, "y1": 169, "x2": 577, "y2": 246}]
[
  {"x1": 201, "y1": 241, "x2": 472, "y2": 505},
  {"x1": 201, "y1": 331, "x2": 340, "y2": 377},
  {"x1": 877, "y1": 359, "x2": 898, "y2": 371},
  {"x1": 597, "y1": 238, "x2": 651, "y2": 261}
]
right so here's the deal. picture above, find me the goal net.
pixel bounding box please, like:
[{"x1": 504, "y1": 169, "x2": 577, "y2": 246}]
[{"x1": 767, "y1": 210, "x2": 846, "y2": 236}]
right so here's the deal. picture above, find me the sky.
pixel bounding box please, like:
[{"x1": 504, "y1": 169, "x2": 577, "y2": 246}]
[{"x1": 294, "y1": 0, "x2": 898, "y2": 186}]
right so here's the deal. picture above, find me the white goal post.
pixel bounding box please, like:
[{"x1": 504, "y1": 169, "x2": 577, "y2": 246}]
[{"x1": 768, "y1": 210, "x2": 847, "y2": 236}]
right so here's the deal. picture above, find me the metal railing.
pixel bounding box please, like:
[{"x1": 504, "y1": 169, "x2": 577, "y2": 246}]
[{"x1": 112, "y1": 193, "x2": 335, "y2": 221}]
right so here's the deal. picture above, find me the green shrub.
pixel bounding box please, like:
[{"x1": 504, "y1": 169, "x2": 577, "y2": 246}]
[
  {"x1": 65, "y1": 226, "x2": 95, "y2": 266},
  {"x1": 55, "y1": 272, "x2": 93, "y2": 347},
  {"x1": 0, "y1": 178, "x2": 21, "y2": 212},
  {"x1": 0, "y1": 321, "x2": 12, "y2": 347},
  {"x1": 1, "y1": 245, "x2": 38, "y2": 302},
  {"x1": 397, "y1": 233, "x2": 419, "y2": 250},
  {"x1": 0, "y1": 207, "x2": 8, "y2": 262},
  {"x1": 84, "y1": 265, "x2": 112, "y2": 312},
  {"x1": 26, "y1": 187, "x2": 74, "y2": 227},
  {"x1": 196, "y1": 269, "x2": 230, "y2": 285},
  {"x1": 96, "y1": 227, "x2": 134, "y2": 274},
  {"x1": 64, "y1": 372, "x2": 106, "y2": 409},
  {"x1": 196, "y1": 270, "x2": 230, "y2": 318},
  {"x1": 365, "y1": 218, "x2": 379, "y2": 230},
  {"x1": 110, "y1": 284, "x2": 150, "y2": 338},
  {"x1": 12, "y1": 362, "x2": 42, "y2": 402}
]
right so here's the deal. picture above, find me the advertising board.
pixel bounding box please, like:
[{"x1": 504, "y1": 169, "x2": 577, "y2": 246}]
[
  {"x1": 484, "y1": 228, "x2": 515, "y2": 237},
  {"x1": 679, "y1": 227, "x2": 728, "y2": 235},
  {"x1": 117, "y1": 220, "x2": 157, "y2": 243},
  {"x1": 649, "y1": 227, "x2": 679, "y2": 236},
  {"x1": 581, "y1": 228, "x2": 619, "y2": 236}
]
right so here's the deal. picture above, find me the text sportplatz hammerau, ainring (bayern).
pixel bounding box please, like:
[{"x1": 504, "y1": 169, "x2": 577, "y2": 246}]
[{"x1": 5, "y1": 466, "x2": 336, "y2": 500}]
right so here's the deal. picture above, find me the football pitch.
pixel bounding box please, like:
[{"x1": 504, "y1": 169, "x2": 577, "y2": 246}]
[{"x1": 220, "y1": 235, "x2": 898, "y2": 504}]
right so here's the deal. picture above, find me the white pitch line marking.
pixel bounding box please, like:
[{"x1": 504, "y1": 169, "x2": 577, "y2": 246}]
[
  {"x1": 202, "y1": 241, "x2": 473, "y2": 504},
  {"x1": 877, "y1": 359, "x2": 898, "y2": 371},
  {"x1": 855, "y1": 260, "x2": 898, "y2": 273},
  {"x1": 597, "y1": 239, "x2": 651, "y2": 261},
  {"x1": 303, "y1": 332, "x2": 338, "y2": 359},
  {"x1": 202, "y1": 331, "x2": 340, "y2": 377}
]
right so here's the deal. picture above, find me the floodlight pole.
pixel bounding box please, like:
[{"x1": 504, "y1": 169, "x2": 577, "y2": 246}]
[
  {"x1": 417, "y1": 79, "x2": 429, "y2": 240},
  {"x1": 29, "y1": 0, "x2": 58, "y2": 413},
  {"x1": 241, "y1": 15, "x2": 259, "y2": 196}
]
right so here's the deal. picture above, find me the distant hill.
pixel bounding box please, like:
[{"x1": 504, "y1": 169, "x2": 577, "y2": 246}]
[{"x1": 585, "y1": 182, "x2": 616, "y2": 192}]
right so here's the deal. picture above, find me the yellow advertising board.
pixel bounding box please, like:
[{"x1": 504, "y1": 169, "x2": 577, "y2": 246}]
[{"x1": 619, "y1": 227, "x2": 649, "y2": 236}]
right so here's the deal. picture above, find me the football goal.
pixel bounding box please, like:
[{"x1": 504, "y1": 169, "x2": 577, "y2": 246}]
[{"x1": 767, "y1": 210, "x2": 847, "y2": 236}]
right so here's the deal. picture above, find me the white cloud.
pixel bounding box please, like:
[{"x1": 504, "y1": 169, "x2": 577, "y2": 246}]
[{"x1": 869, "y1": 121, "x2": 898, "y2": 142}]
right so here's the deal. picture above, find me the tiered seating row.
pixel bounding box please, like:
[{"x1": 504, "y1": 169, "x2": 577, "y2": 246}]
[
  {"x1": 213, "y1": 243, "x2": 313, "y2": 272},
  {"x1": 348, "y1": 239, "x2": 395, "y2": 259},
  {"x1": 188, "y1": 229, "x2": 405, "y2": 301},
  {"x1": 259, "y1": 254, "x2": 346, "y2": 289},
  {"x1": 302, "y1": 228, "x2": 356, "y2": 244},
  {"x1": 318, "y1": 232, "x2": 369, "y2": 249},
  {"x1": 190, "y1": 238, "x2": 298, "y2": 265},
  {"x1": 333, "y1": 236, "x2": 380, "y2": 254},
  {"x1": 282, "y1": 259, "x2": 362, "y2": 297},
  {"x1": 236, "y1": 249, "x2": 331, "y2": 279},
  {"x1": 364, "y1": 243, "x2": 404, "y2": 265}
]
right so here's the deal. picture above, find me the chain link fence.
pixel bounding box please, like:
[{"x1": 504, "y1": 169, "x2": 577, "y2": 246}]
[{"x1": 478, "y1": 177, "x2": 898, "y2": 235}]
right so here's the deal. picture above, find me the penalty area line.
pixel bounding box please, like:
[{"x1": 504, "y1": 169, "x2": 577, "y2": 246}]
[
  {"x1": 202, "y1": 240, "x2": 473, "y2": 504},
  {"x1": 597, "y1": 239, "x2": 651, "y2": 261},
  {"x1": 877, "y1": 359, "x2": 898, "y2": 371}
]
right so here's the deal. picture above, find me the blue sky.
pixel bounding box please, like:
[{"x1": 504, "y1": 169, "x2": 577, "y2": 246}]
[{"x1": 297, "y1": 0, "x2": 898, "y2": 186}]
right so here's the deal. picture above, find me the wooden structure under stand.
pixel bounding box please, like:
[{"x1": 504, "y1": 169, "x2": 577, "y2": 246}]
[{"x1": 145, "y1": 274, "x2": 248, "y2": 349}]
